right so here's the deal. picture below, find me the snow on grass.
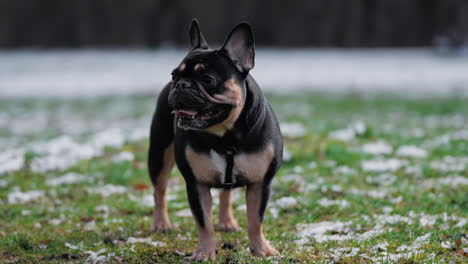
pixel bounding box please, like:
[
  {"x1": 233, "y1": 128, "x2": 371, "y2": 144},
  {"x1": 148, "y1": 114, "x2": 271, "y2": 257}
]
[
  {"x1": 273, "y1": 196, "x2": 299, "y2": 209},
  {"x1": 362, "y1": 140, "x2": 393, "y2": 155},
  {"x1": 361, "y1": 158, "x2": 408, "y2": 172},
  {"x1": 329, "y1": 121, "x2": 366, "y2": 142},
  {"x1": 365, "y1": 173, "x2": 396, "y2": 186},
  {"x1": 1, "y1": 94, "x2": 466, "y2": 263},
  {"x1": 46, "y1": 172, "x2": 87, "y2": 186},
  {"x1": 2, "y1": 49, "x2": 468, "y2": 98},
  {"x1": 175, "y1": 208, "x2": 192, "y2": 218},
  {"x1": 317, "y1": 198, "x2": 349, "y2": 208},
  {"x1": 280, "y1": 122, "x2": 307, "y2": 138},
  {"x1": 111, "y1": 151, "x2": 135, "y2": 163},
  {"x1": 395, "y1": 145, "x2": 428, "y2": 158},
  {"x1": 89, "y1": 184, "x2": 127, "y2": 197},
  {"x1": 296, "y1": 220, "x2": 383, "y2": 244},
  {"x1": 430, "y1": 156, "x2": 468, "y2": 172},
  {"x1": 8, "y1": 190, "x2": 45, "y2": 204},
  {"x1": 126, "y1": 237, "x2": 166, "y2": 247},
  {"x1": 0, "y1": 149, "x2": 24, "y2": 175},
  {"x1": 84, "y1": 248, "x2": 112, "y2": 264}
]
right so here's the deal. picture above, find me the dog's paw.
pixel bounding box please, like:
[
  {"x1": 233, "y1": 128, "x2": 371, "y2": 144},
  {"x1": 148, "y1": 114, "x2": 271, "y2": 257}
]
[
  {"x1": 216, "y1": 219, "x2": 241, "y2": 232},
  {"x1": 250, "y1": 240, "x2": 279, "y2": 257},
  {"x1": 151, "y1": 219, "x2": 172, "y2": 232},
  {"x1": 185, "y1": 247, "x2": 216, "y2": 261}
]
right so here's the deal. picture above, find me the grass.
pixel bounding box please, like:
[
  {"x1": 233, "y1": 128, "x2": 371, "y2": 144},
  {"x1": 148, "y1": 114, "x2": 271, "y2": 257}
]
[{"x1": 0, "y1": 93, "x2": 467, "y2": 263}]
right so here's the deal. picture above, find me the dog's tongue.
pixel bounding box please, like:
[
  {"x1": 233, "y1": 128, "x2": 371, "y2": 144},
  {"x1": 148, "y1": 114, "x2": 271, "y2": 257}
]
[{"x1": 171, "y1": 110, "x2": 198, "y2": 116}]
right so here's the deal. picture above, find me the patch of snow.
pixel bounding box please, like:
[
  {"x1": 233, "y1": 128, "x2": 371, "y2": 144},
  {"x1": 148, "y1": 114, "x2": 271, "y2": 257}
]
[
  {"x1": 329, "y1": 128, "x2": 355, "y2": 142},
  {"x1": 2, "y1": 49, "x2": 468, "y2": 98},
  {"x1": 329, "y1": 121, "x2": 366, "y2": 142},
  {"x1": 362, "y1": 158, "x2": 408, "y2": 172},
  {"x1": 8, "y1": 190, "x2": 45, "y2": 204},
  {"x1": 46, "y1": 172, "x2": 86, "y2": 186},
  {"x1": 274, "y1": 197, "x2": 298, "y2": 208},
  {"x1": 296, "y1": 221, "x2": 382, "y2": 243},
  {"x1": 111, "y1": 151, "x2": 134, "y2": 163},
  {"x1": 282, "y1": 147, "x2": 292, "y2": 162},
  {"x1": 333, "y1": 166, "x2": 357, "y2": 175},
  {"x1": 95, "y1": 205, "x2": 110, "y2": 217},
  {"x1": 382, "y1": 206, "x2": 393, "y2": 214},
  {"x1": 430, "y1": 156, "x2": 468, "y2": 172},
  {"x1": 440, "y1": 241, "x2": 453, "y2": 249},
  {"x1": 0, "y1": 179, "x2": 8, "y2": 187},
  {"x1": 236, "y1": 204, "x2": 247, "y2": 211},
  {"x1": 365, "y1": 173, "x2": 396, "y2": 186},
  {"x1": 329, "y1": 247, "x2": 360, "y2": 260},
  {"x1": 395, "y1": 145, "x2": 428, "y2": 158},
  {"x1": 413, "y1": 233, "x2": 431, "y2": 247},
  {"x1": 65, "y1": 242, "x2": 82, "y2": 250},
  {"x1": 90, "y1": 184, "x2": 126, "y2": 197},
  {"x1": 127, "y1": 237, "x2": 165, "y2": 247},
  {"x1": 280, "y1": 122, "x2": 307, "y2": 138},
  {"x1": 437, "y1": 175, "x2": 468, "y2": 186},
  {"x1": 317, "y1": 198, "x2": 349, "y2": 208},
  {"x1": 362, "y1": 141, "x2": 393, "y2": 155},
  {"x1": 84, "y1": 248, "x2": 109, "y2": 264},
  {"x1": 0, "y1": 149, "x2": 24, "y2": 175},
  {"x1": 175, "y1": 208, "x2": 192, "y2": 218}
]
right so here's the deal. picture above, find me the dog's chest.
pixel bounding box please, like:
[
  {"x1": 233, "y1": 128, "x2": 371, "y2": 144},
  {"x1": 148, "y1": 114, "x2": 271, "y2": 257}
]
[{"x1": 185, "y1": 144, "x2": 274, "y2": 185}]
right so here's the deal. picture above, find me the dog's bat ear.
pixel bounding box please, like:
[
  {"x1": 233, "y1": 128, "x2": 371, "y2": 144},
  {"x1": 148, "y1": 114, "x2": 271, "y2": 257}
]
[
  {"x1": 189, "y1": 19, "x2": 209, "y2": 50},
  {"x1": 221, "y1": 22, "x2": 255, "y2": 73}
]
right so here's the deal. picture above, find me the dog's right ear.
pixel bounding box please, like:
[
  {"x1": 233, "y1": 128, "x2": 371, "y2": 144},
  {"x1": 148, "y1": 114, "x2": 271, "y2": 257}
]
[{"x1": 189, "y1": 19, "x2": 209, "y2": 50}]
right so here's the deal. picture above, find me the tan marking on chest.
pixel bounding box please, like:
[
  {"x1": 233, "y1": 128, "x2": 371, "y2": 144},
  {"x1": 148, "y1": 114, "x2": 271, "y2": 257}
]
[
  {"x1": 185, "y1": 143, "x2": 274, "y2": 184},
  {"x1": 185, "y1": 145, "x2": 226, "y2": 183},
  {"x1": 204, "y1": 78, "x2": 244, "y2": 136},
  {"x1": 234, "y1": 143, "x2": 275, "y2": 183}
]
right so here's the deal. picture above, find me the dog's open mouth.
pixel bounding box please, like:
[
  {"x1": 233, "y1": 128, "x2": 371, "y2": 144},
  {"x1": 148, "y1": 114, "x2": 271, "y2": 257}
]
[
  {"x1": 171, "y1": 109, "x2": 213, "y2": 121},
  {"x1": 171, "y1": 105, "x2": 231, "y2": 129}
]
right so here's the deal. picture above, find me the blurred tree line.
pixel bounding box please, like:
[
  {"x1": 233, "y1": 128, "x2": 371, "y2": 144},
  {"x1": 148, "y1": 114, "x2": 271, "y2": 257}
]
[{"x1": 0, "y1": 0, "x2": 466, "y2": 48}]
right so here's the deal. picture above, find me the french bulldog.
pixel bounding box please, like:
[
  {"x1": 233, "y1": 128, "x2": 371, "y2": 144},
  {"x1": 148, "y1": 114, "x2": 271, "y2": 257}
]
[{"x1": 148, "y1": 19, "x2": 283, "y2": 261}]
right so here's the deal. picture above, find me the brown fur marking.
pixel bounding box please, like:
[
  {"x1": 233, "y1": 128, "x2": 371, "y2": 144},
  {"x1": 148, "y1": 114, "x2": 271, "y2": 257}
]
[
  {"x1": 217, "y1": 189, "x2": 240, "y2": 232},
  {"x1": 152, "y1": 144, "x2": 175, "y2": 231},
  {"x1": 185, "y1": 145, "x2": 225, "y2": 184},
  {"x1": 246, "y1": 183, "x2": 278, "y2": 256},
  {"x1": 204, "y1": 78, "x2": 244, "y2": 135},
  {"x1": 187, "y1": 184, "x2": 216, "y2": 261},
  {"x1": 234, "y1": 143, "x2": 274, "y2": 183}
]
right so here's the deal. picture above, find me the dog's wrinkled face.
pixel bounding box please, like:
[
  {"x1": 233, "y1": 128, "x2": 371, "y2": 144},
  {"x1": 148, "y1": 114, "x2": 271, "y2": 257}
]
[
  {"x1": 169, "y1": 51, "x2": 239, "y2": 130},
  {"x1": 168, "y1": 20, "x2": 255, "y2": 131}
]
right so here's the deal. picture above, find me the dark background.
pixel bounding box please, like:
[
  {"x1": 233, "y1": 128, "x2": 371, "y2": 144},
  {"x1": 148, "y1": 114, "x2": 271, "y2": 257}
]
[{"x1": 0, "y1": 0, "x2": 467, "y2": 48}]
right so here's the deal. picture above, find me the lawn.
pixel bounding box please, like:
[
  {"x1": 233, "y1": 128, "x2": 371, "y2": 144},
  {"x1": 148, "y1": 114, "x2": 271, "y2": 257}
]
[{"x1": 0, "y1": 93, "x2": 467, "y2": 263}]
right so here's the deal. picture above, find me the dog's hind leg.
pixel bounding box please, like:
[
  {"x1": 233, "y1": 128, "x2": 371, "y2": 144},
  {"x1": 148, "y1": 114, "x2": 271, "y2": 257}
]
[
  {"x1": 148, "y1": 84, "x2": 175, "y2": 232},
  {"x1": 217, "y1": 189, "x2": 240, "y2": 232}
]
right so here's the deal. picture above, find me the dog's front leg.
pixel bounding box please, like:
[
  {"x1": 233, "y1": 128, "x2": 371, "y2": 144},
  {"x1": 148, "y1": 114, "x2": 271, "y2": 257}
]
[
  {"x1": 186, "y1": 183, "x2": 216, "y2": 261},
  {"x1": 246, "y1": 182, "x2": 278, "y2": 257}
]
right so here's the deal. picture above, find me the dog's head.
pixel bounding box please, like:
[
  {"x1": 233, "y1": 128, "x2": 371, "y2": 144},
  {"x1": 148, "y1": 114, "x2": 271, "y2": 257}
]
[{"x1": 168, "y1": 19, "x2": 255, "y2": 134}]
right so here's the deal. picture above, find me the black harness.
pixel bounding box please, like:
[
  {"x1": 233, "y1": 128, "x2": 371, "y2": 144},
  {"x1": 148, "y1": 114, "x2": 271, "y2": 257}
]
[{"x1": 222, "y1": 147, "x2": 236, "y2": 189}]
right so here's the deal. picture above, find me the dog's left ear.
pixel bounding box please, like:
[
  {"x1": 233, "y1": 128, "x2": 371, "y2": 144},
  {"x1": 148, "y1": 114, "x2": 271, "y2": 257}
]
[
  {"x1": 221, "y1": 23, "x2": 255, "y2": 73},
  {"x1": 189, "y1": 19, "x2": 209, "y2": 50}
]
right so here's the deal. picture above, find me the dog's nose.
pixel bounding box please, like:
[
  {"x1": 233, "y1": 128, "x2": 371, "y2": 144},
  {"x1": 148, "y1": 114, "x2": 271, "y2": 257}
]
[{"x1": 174, "y1": 80, "x2": 192, "y2": 89}]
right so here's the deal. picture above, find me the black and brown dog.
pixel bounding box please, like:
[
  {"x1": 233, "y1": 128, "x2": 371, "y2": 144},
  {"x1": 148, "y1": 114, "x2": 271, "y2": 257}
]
[{"x1": 148, "y1": 19, "x2": 283, "y2": 261}]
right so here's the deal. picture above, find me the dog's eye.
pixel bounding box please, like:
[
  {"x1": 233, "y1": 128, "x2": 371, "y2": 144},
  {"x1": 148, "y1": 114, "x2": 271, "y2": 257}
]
[{"x1": 201, "y1": 74, "x2": 215, "y2": 86}]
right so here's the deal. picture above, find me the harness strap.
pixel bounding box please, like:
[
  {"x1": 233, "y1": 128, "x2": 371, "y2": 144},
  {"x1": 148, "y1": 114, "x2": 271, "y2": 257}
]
[{"x1": 223, "y1": 148, "x2": 235, "y2": 188}]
